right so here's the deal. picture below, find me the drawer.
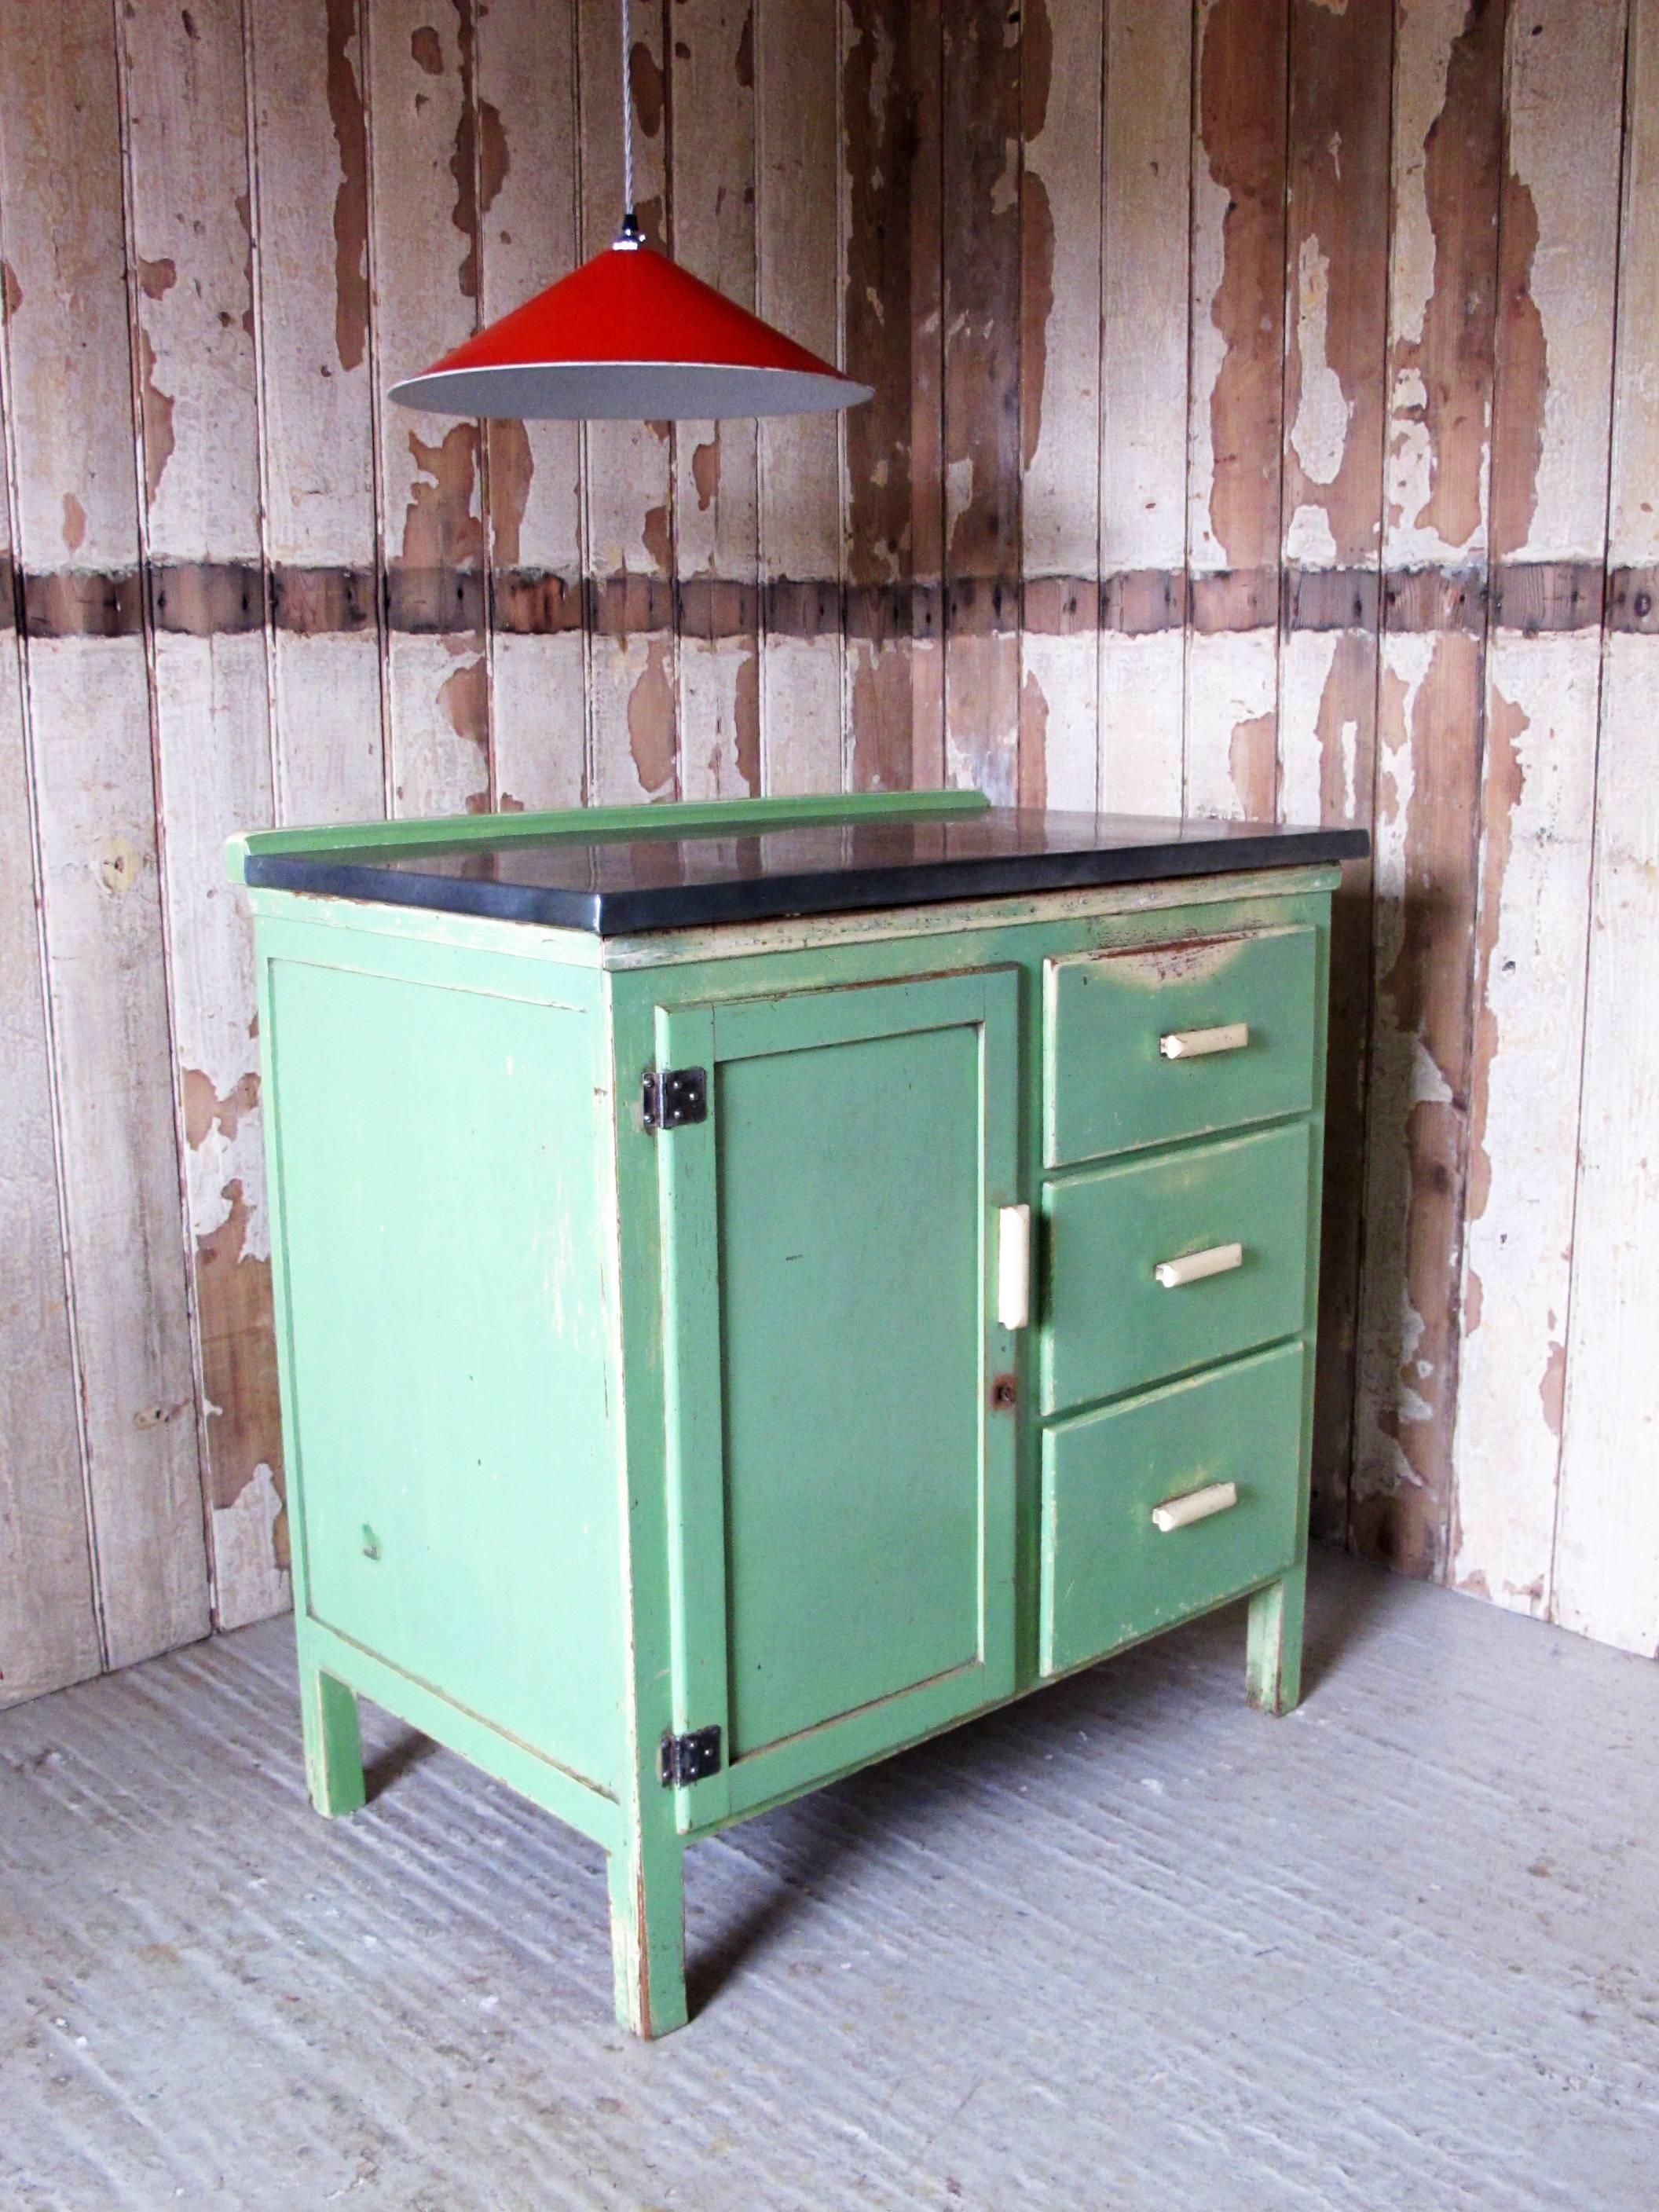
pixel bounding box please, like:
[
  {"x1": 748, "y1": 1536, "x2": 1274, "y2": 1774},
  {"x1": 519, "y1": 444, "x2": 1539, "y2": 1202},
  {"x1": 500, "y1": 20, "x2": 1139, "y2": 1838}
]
[
  {"x1": 1040, "y1": 1340, "x2": 1306, "y2": 1675},
  {"x1": 1041, "y1": 1119, "x2": 1313, "y2": 1414},
  {"x1": 1045, "y1": 925, "x2": 1317, "y2": 1167}
]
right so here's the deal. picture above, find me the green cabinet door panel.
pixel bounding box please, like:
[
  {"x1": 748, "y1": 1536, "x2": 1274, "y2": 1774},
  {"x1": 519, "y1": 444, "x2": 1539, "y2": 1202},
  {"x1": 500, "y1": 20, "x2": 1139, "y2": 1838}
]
[
  {"x1": 269, "y1": 959, "x2": 624, "y2": 1796},
  {"x1": 656, "y1": 970, "x2": 1020, "y2": 1827},
  {"x1": 1040, "y1": 1339, "x2": 1307, "y2": 1674},
  {"x1": 1041, "y1": 1118, "x2": 1314, "y2": 1414},
  {"x1": 1045, "y1": 925, "x2": 1317, "y2": 1166}
]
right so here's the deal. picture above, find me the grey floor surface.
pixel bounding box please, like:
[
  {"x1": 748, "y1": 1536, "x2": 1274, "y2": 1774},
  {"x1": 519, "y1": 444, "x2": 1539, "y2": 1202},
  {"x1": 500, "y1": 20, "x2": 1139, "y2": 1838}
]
[{"x1": 2, "y1": 1551, "x2": 1655, "y2": 2212}]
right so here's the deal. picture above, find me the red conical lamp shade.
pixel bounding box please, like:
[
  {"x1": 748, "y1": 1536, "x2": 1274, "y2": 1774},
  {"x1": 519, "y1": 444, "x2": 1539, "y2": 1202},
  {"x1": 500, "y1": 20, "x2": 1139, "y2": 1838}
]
[{"x1": 390, "y1": 236, "x2": 872, "y2": 421}]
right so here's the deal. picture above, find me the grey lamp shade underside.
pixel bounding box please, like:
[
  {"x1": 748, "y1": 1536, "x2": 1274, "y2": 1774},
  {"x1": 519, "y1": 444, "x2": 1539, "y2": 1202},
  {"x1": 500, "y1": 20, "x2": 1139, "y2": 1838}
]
[{"x1": 387, "y1": 360, "x2": 875, "y2": 421}]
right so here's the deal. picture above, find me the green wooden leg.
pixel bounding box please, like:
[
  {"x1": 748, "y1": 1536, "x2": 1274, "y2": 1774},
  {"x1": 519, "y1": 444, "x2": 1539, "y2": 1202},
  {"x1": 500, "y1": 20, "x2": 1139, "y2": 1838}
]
[
  {"x1": 607, "y1": 1832, "x2": 688, "y2": 2039},
  {"x1": 1246, "y1": 1562, "x2": 1306, "y2": 1716},
  {"x1": 300, "y1": 1658, "x2": 366, "y2": 1818}
]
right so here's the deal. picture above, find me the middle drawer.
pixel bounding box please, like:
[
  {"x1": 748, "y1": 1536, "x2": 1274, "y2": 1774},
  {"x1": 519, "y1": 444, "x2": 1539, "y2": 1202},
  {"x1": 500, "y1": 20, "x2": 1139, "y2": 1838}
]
[{"x1": 1041, "y1": 1118, "x2": 1313, "y2": 1415}]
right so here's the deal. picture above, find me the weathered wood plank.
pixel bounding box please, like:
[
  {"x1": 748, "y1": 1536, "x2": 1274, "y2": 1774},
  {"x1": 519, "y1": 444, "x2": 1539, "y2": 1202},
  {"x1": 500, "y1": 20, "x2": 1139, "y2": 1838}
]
[
  {"x1": 1352, "y1": 0, "x2": 1503, "y2": 1578},
  {"x1": 23, "y1": 640, "x2": 211, "y2": 1668},
  {"x1": 1452, "y1": 0, "x2": 1624, "y2": 1618},
  {"x1": 1184, "y1": 632, "x2": 1278, "y2": 822},
  {"x1": 1354, "y1": 629, "x2": 1484, "y2": 1578},
  {"x1": 1187, "y1": 0, "x2": 1291, "y2": 577},
  {"x1": 1282, "y1": 621, "x2": 1379, "y2": 1540},
  {"x1": 0, "y1": 0, "x2": 210, "y2": 1669},
  {"x1": 940, "y1": 0, "x2": 1022, "y2": 805},
  {"x1": 247, "y1": 0, "x2": 386, "y2": 830},
  {"x1": 1452, "y1": 635, "x2": 1600, "y2": 1611},
  {"x1": 248, "y1": 0, "x2": 375, "y2": 580},
  {"x1": 368, "y1": 0, "x2": 492, "y2": 816},
  {"x1": 119, "y1": 0, "x2": 262, "y2": 566},
  {"x1": 1555, "y1": 637, "x2": 1659, "y2": 1654},
  {"x1": 1555, "y1": 0, "x2": 1659, "y2": 1656},
  {"x1": 7, "y1": 550, "x2": 1650, "y2": 647},
  {"x1": 475, "y1": 0, "x2": 584, "y2": 812},
  {"x1": 122, "y1": 0, "x2": 289, "y2": 1633},
  {"x1": 1095, "y1": 0, "x2": 1191, "y2": 815},
  {"x1": 906, "y1": 0, "x2": 945, "y2": 792},
  {"x1": 1281, "y1": 0, "x2": 1391, "y2": 573},
  {"x1": 577, "y1": 0, "x2": 676, "y2": 804},
  {"x1": 1098, "y1": 2, "x2": 1190, "y2": 650},
  {"x1": 152, "y1": 632, "x2": 290, "y2": 1628},
  {"x1": 756, "y1": 0, "x2": 843, "y2": 796},
  {"x1": 1607, "y1": 1, "x2": 1659, "y2": 570},
  {"x1": 1489, "y1": 1, "x2": 1627, "y2": 571},
  {"x1": 1185, "y1": 0, "x2": 1289, "y2": 824},
  {"x1": 1279, "y1": 0, "x2": 1393, "y2": 1540},
  {"x1": 1382, "y1": 0, "x2": 1502, "y2": 569},
  {"x1": 1096, "y1": 633, "x2": 1184, "y2": 817},
  {"x1": 1280, "y1": 632, "x2": 1372, "y2": 844},
  {"x1": 671, "y1": 0, "x2": 760, "y2": 800},
  {"x1": 0, "y1": 485, "x2": 101, "y2": 1707},
  {"x1": 844, "y1": 0, "x2": 924, "y2": 793},
  {"x1": 1016, "y1": 0, "x2": 1102, "y2": 814}
]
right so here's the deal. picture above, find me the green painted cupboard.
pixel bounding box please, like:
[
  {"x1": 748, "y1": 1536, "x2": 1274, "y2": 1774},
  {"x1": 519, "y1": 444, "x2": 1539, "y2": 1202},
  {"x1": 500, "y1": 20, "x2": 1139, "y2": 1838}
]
[{"x1": 229, "y1": 789, "x2": 1364, "y2": 2037}]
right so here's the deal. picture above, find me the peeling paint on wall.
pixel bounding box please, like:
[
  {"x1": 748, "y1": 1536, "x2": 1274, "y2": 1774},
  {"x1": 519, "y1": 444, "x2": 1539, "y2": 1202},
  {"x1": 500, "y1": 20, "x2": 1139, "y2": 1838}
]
[
  {"x1": 1452, "y1": 634, "x2": 1599, "y2": 1619},
  {"x1": 325, "y1": 0, "x2": 370, "y2": 372},
  {"x1": 137, "y1": 326, "x2": 175, "y2": 508},
  {"x1": 1192, "y1": 0, "x2": 1287, "y2": 573},
  {"x1": 400, "y1": 424, "x2": 484, "y2": 568},
  {"x1": 1354, "y1": 632, "x2": 1481, "y2": 1576},
  {"x1": 9, "y1": 0, "x2": 1659, "y2": 1703},
  {"x1": 627, "y1": 635, "x2": 676, "y2": 797},
  {"x1": 1386, "y1": 0, "x2": 1503, "y2": 562},
  {"x1": 486, "y1": 417, "x2": 534, "y2": 568}
]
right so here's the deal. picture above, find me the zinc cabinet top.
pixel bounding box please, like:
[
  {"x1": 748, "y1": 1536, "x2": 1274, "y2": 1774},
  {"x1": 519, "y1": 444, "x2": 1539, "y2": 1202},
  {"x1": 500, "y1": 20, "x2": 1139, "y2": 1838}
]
[{"x1": 229, "y1": 790, "x2": 1368, "y2": 937}]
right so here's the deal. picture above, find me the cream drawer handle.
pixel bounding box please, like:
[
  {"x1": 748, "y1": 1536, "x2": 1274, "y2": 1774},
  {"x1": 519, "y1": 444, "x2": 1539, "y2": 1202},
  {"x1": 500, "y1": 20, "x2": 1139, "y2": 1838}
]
[
  {"x1": 1154, "y1": 1240, "x2": 1243, "y2": 1289},
  {"x1": 997, "y1": 1203, "x2": 1031, "y2": 1331},
  {"x1": 1152, "y1": 1480, "x2": 1239, "y2": 1533},
  {"x1": 1159, "y1": 1021, "x2": 1249, "y2": 1060}
]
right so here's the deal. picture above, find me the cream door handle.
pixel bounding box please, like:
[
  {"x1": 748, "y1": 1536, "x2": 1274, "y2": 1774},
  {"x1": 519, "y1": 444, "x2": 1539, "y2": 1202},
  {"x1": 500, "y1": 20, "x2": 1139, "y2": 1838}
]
[
  {"x1": 997, "y1": 1204, "x2": 1031, "y2": 1331},
  {"x1": 1159, "y1": 1021, "x2": 1248, "y2": 1060},
  {"x1": 1154, "y1": 1240, "x2": 1243, "y2": 1289},
  {"x1": 1152, "y1": 1480, "x2": 1239, "y2": 1533}
]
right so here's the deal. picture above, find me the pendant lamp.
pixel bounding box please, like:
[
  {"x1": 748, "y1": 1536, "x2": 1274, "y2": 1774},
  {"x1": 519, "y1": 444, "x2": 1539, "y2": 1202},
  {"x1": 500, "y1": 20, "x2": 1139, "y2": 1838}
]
[{"x1": 390, "y1": 5, "x2": 871, "y2": 422}]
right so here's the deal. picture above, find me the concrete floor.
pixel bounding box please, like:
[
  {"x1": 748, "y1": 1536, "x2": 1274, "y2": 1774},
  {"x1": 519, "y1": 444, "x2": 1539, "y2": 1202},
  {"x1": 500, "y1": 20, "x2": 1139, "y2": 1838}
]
[{"x1": 2, "y1": 1553, "x2": 1656, "y2": 2212}]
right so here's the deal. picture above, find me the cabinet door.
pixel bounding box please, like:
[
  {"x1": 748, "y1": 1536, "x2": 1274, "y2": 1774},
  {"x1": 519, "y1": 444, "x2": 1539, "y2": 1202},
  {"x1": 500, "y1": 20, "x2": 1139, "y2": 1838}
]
[{"x1": 657, "y1": 969, "x2": 1020, "y2": 1828}]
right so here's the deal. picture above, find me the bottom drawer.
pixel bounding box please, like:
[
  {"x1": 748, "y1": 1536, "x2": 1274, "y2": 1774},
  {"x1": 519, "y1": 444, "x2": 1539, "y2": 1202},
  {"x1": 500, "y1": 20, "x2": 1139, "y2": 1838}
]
[{"x1": 1039, "y1": 1339, "x2": 1306, "y2": 1677}]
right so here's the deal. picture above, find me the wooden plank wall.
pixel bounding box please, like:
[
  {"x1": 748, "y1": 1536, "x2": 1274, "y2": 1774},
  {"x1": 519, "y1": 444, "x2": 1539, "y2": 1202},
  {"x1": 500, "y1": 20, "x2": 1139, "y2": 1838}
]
[{"x1": 2, "y1": 0, "x2": 1657, "y2": 1702}]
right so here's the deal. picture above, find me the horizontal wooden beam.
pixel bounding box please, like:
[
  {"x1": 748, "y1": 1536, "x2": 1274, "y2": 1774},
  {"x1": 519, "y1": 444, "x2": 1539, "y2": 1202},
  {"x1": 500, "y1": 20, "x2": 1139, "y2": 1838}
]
[{"x1": 9, "y1": 557, "x2": 1654, "y2": 643}]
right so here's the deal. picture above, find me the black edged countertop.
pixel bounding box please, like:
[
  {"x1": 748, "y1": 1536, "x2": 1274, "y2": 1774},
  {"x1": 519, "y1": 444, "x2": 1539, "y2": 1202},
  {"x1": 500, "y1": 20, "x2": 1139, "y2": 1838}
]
[{"x1": 236, "y1": 800, "x2": 1368, "y2": 937}]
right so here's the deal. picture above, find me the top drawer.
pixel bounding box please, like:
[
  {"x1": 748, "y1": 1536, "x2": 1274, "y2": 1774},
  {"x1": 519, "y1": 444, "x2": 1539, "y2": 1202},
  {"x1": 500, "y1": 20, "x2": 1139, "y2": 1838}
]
[{"x1": 1044, "y1": 925, "x2": 1318, "y2": 1167}]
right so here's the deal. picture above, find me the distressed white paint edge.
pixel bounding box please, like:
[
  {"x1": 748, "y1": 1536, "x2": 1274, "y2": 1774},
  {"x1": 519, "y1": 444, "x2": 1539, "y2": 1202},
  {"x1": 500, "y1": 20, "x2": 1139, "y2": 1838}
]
[
  {"x1": 1100, "y1": 632, "x2": 1185, "y2": 818},
  {"x1": 1184, "y1": 629, "x2": 1278, "y2": 822},
  {"x1": 1351, "y1": 632, "x2": 1441, "y2": 1511},
  {"x1": 1383, "y1": 0, "x2": 1489, "y2": 567},
  {"x1": 1497, "y1": 0, "x2": 1627, "y2": 563},
  {"x1": 1554, "y1": 639, "x2": 1659, "y2": 1656},
  {"x1": 1451, "y1": 632, "x2": 1599, "y2": 1617},
  {"x1": 1100, "y1": 0, "x2": 1192, "y2": 573},
  {"x1": 1020, "y1": 630, "x2": 1099, "y2": 814}
]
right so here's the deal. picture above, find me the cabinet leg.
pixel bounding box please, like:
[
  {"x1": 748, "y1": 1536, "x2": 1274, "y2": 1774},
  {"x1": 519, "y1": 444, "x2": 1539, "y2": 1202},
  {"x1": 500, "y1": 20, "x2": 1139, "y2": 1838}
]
[
  {"x1": 299, "y1": 1658, "x2": 366, "y2": 1818},
  {"x1": 607, "y1": 1833, "x2": 688, "y2": 2039},
  {"x1": 1246, "y1": 1563, "x2": 1306, "y2": 1716}
]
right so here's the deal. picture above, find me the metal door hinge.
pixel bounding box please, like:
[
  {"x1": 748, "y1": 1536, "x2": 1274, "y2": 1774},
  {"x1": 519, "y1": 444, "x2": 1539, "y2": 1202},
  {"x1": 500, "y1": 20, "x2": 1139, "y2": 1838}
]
[
  {"x1": 642, "y1": 1065, "x2": 708, "y2": 1131},
  {"x1": 659, "y1": 1724, "x2": 722, "y2": 1788}
]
